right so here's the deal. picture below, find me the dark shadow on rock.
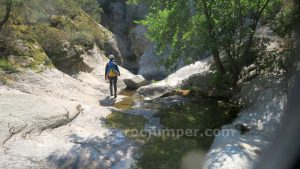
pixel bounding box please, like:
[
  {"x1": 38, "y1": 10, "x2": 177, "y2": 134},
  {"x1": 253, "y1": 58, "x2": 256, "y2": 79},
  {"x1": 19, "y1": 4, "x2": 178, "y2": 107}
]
[
  {"x1": 47, "y1": 132, "x2": 136, "y2": 169},
  {"x1": 99, "y1": 96, "x2": 116, "y2": 106}
]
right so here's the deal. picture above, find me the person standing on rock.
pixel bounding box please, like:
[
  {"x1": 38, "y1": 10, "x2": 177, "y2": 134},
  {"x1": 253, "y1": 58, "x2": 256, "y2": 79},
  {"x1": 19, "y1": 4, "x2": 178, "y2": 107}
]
[{"x1": 105, "y1": 55, "x2": 120, "y2": 98}]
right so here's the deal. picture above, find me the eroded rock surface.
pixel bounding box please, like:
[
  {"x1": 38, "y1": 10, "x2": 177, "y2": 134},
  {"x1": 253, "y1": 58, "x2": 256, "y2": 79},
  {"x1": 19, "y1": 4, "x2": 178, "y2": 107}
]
[
  {"x1": 100, "y1": 0, "x2": 167, "y2": 78},
  {"x1": 203, "y1": 76, "x2": 287, "y2": 169},
  {"x1": 203, "y1": 25, "x2": 290, "y2": 169},
  {"x1": 137, "y1": 57, "x2": 214, "y2": 99},
  {"x1": 0, "y1": 56, "x2": 136, "y2": 169},
  {"x1": 123, "y1": 75, "x2": 147, "y2": 89}
]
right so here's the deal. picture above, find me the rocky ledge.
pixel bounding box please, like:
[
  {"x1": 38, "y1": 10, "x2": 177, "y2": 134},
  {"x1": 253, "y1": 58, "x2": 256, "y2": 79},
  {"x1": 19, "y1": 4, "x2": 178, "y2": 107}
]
[{"x1": 203, "y1": 74, "x2": 287, "y2": 169}]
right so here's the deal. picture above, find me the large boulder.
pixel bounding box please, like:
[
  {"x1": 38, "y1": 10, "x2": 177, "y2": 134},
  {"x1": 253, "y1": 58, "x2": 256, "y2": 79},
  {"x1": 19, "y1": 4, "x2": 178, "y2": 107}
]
[
  {"x1": 137, "y1": 57, "x2": 215, "y2": 99},
  {"x1": 123, "y1": 75, "x2": 147, "y2": 89}
]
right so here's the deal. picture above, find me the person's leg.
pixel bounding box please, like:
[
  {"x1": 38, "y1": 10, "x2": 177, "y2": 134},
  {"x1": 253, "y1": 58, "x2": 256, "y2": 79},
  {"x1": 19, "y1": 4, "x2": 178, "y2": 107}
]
[
  {"x1": 113, "y1": 77, "x2": 117, "y2": 98},
  {"x1": 109, "y1": 78, "x2": 113, "y2": 96}
]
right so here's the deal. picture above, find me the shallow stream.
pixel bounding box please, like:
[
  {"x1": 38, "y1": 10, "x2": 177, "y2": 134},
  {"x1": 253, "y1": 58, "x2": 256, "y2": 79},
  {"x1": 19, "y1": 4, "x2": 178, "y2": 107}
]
[{"x1": 105, "y1": 89, "x2": 239, "y2": 169}]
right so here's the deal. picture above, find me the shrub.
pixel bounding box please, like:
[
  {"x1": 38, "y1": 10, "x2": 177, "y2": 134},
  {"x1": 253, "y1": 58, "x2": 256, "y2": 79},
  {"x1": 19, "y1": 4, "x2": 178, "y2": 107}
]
[
  {"x1": 74, "y1": 0, "x2": 103, "y2": 22},
  {"x1": 0, "y1": 58, "x2": 18, "y2": 72},
  {"x1": 33, "y1": 24, "x2": 69, "y2": 61},
  {"x1": 70, "y1": 31, "x2": 94, "y2": 50},
  {"x1": 273, "y1": 0, "x2": 300, "y2": 37}
]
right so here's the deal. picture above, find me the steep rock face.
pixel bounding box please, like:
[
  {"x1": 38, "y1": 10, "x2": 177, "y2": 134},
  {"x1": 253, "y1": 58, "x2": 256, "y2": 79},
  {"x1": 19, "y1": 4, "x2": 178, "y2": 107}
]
[
  {"x1": 99, "y1": 0, "x2": 167, "y2": 79},
  {"x1": 129, "y1": 25, "x2": 168, "y2": 79},
  {"x1": 203, "y1": 75, "x2": 287, "y2": 169},
  {"x1": 36, "y1": 13, "x2": 124, "y2": 69},
  {"x1": 203, "y1": 25, "x2": 293, "y2": 169},
  {"x1": 128, "y1": 25, "x2": 150, "y2": 63},
  {"x1": 99, "y1": 0, "x2": 146, "y2": 69}
]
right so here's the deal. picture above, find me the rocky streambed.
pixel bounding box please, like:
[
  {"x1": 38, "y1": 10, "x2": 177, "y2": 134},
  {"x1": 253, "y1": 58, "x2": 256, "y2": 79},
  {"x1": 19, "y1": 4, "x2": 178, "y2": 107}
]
[{"x1": 103, "y1": 89, "x2": 240, "y2": 169}]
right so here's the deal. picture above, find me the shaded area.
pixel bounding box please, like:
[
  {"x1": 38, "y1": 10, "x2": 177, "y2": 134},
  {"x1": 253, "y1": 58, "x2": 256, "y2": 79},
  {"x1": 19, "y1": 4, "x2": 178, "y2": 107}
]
[
  {"x1": 158, "y1": 99, "x2": 239, "y2": 141},
  {"x1": 99, "y1": 96, "x2": 117, "y2": 106},
  {"x1": 47, "y1": 133, "x2": 137, "y2": 169},
  {"x1": 103, "y1": 93, "x2": 240, "y2": 169},
  {"x1": 133, "y1": 99, "x2": 239, "y2": 169},
  {"x1": 137, "y1": 136, "x2": 200, "y2": 169},
  {"x1": 106, "y1": 112, "x2": 147, "y2": 131}
]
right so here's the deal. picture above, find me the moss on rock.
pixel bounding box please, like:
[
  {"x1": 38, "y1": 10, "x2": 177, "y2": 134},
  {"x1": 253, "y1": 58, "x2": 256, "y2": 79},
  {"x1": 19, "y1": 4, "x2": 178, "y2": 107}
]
[
  {"x1": 1, "y1": 0, "x2": 120, "y2": 72},
  {"x1": 0, "y1": 58, "x2": 19, "y2": 73},
  {"x1": 33, "y1": 24, "x2": 69, "y2": 61},
  {"x1": 9, "y1": 37, "x2": 52, "y2": 71}
]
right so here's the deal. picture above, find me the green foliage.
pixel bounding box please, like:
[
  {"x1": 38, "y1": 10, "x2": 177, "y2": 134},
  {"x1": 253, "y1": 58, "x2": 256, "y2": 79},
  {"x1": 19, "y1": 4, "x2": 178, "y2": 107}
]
[
  {"x1": 74, "y1": 0, "x2": 102, "y2": 22},
  {"x1": 69, "y1": 11, "x2": 112, "y2": 49},
  {"x1": 9, "y1": 32, "x2": 52, "y2": 70},
  {"x1": 0, "y1": 23, "x2": 52, "y2": 72},
  {"x1": 0, "y1": 0, "x2": 24, "y2": 29},
  {"x1": 50, "y1": 0, "x2": 103, "y2": 22},
  {"x1": 70, "y1": 31, "x2": 94, "y2": 50},
  {"x1": 0, "y1": 58, "x2": 18, "y2": 72},
  {"x1": 210, "y1": 71, "x2": 232, "y2": 89},
  {"x1": 28, "y1": 3, "x2": 111, "y2": 63},
  {"x1": 273, "y1": 0, "x2": 300, "y2": 37},
  {"x1": 137, "y1": 1, "x2": 195, "y2": 69},
  {"x1": 133, "y1": 0, "x2": 281, "y2": 78},
  {"x1": 33, "y1": 24, "x2": 69, "y2": 61},
  {"x1": 253, "y1": 39, "x2": 288, "y2": 76},
  {"x1": 0, "y1": 0, "x2": 110, "y2": 72},
  {"x1": 53, "y1": 0, "x2": 80, "y2": 16},
  {"x1": 0, "y1": 0, "x2": 24, "y2": 10}
]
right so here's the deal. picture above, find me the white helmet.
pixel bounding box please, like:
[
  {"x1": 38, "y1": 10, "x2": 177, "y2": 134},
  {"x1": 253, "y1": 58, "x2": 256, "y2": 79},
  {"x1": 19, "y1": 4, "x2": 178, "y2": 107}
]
[{"x1": 109, "y1": 55, "x2": 115, "y2": 60}]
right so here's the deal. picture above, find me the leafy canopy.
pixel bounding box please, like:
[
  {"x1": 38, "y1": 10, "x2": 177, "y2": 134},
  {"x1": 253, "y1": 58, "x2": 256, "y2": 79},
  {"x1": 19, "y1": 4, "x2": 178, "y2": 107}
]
[{"x1": 129, "y1": 0, "x2": 281, "y2": 73}]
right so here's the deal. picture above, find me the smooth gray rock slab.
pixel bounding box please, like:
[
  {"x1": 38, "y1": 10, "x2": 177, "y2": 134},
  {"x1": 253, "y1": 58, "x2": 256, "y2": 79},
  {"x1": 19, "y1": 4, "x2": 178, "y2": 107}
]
[{"x1": 123, "y1": 75, "x2": 147, "y2": 89}]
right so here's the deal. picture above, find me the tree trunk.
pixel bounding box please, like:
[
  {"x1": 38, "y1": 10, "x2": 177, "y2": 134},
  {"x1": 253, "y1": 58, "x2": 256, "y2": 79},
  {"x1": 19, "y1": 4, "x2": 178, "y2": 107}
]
[
  {"x1": 226, "y1": 49, "x2": 240, "y2": 84},
  {"x1": 243, "y1": 0, "x2": 271, "y2": 58},
  {"x1": 212, "y1": 47, "x2": 226, "y2": 74},
  {"x1": 0, "y1": 1, "x2": 12, "y2": 30},
  {"x1": 201, "y1": 0, "x2": 226, "y2": 74}
]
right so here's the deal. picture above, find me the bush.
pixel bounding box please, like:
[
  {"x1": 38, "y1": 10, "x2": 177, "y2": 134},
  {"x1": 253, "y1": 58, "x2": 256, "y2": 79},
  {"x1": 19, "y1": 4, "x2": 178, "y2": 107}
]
[
  {"x1": 0, "y1": 58, "x2": 18, "y2": 72},
  {"x1": 273, "y1": 0, "x2": 300, "y2": 37},
  {"x1": 70, "y1": 31, "x2": 94, "y2": 50},
  {"x1": 210, "y1": 71, "x2": 232, "y2": 89},
  {"x1": 33, "y1": 24, "x2": 69, "y2": 61},
  {"x1": 74, "y1": 0, "x2": 103, "y2": 22}
]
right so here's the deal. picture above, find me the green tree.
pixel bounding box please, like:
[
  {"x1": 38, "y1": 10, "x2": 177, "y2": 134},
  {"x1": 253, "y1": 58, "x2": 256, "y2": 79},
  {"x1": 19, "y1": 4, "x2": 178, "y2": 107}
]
[
  {"x1": 0, "y1": 0, "x2": 23, "y2": 29},
  {"x1": 130, "y1": 0, "x2": 281, "y2": 83},
  {"x1": 74, "y1": 0, "x2": 103, "y2": 22}
]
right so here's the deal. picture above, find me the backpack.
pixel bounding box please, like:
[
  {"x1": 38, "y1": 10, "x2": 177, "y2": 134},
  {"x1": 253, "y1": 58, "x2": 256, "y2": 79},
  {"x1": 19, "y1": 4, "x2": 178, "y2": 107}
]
[{"x1": 108, "y1": 62, "x2": 118, "y2": 77}]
